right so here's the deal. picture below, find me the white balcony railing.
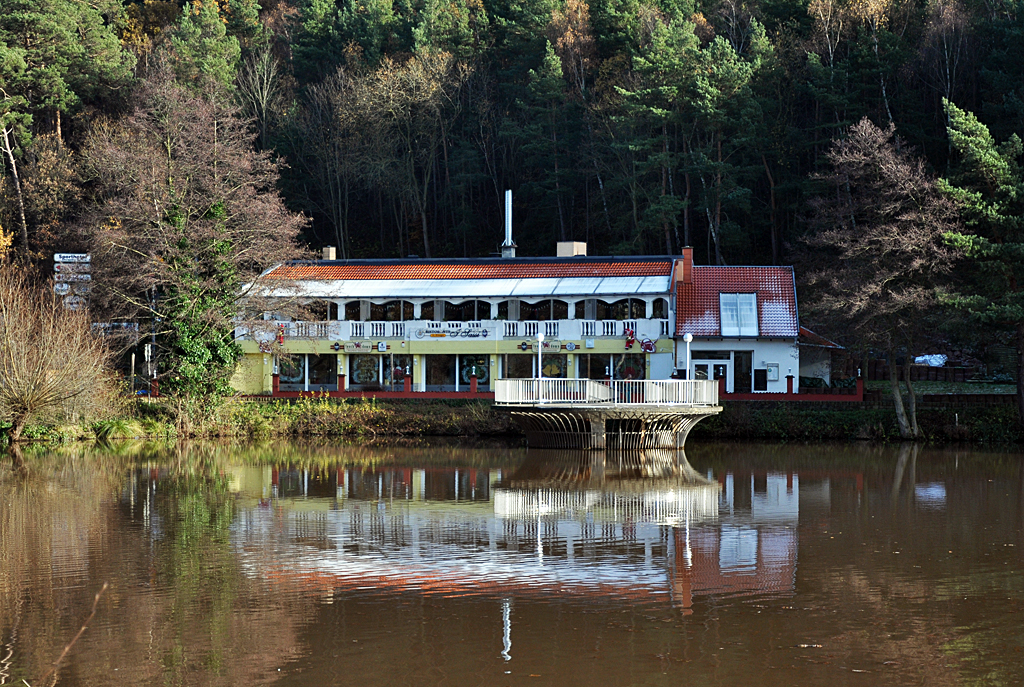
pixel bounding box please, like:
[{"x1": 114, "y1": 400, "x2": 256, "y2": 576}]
[
  {"x1": 494, "y1": 379, "x2": 719, "y2": 407},
  {"x1": 243, "y1": 318, "x2": 672, "y2": 342}
]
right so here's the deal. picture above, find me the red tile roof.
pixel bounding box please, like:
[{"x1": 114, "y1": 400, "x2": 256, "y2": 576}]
[
  {"x1": 264, "y1": 259, "x2": 674, "y2": 281},
  {"x1": 799, "y1": 326, "x2": 843, "y2": 349},
  {"x1": 675, "y1": 266, "x2": 798, "y2": 338}
]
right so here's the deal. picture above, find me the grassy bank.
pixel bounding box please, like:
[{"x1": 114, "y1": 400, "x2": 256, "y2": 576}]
[
  {"x1": 4, "y1": 395, "x2": 1022, "y2": 445},
  {"x1": 3, "y1": 396, "x2": 521, "y2": 443}
]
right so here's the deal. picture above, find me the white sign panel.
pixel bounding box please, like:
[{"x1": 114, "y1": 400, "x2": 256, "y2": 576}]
[
  {"x1": 63, "y1": 296, "x2": 87, "y2": 310},
  {"x1": 54, "y1": 262, "x2": 91, "y2": 273},
  {"x1": 54, "y1": 273, "x2": 92, "y2": 282},
  {"x1": 54, "y1": 253, "x2": 91, "y2": 263},
  {"x1": 72, "y1": 283, "x2": 91, "y2": 295},
  {"x1": 53, "y1": 283, "x2": 71, "y2": 295}
]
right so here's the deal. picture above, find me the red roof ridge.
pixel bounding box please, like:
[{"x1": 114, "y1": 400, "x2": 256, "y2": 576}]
[{"x1": 264, "y1": 259, "x2": 674, "y2": 281}]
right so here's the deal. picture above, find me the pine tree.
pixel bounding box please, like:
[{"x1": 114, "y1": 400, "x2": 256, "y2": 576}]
[
  {"x1": 939, "y1": 99, "x2": 1024, "y2": 427},
  {"x1": 168, "y1": 1, "x2": 242, "y2": 91}
]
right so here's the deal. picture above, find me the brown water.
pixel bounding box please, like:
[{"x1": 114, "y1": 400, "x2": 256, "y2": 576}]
[{"x1": 2, "y1": 441, "x2": 1023, "y2": 686}]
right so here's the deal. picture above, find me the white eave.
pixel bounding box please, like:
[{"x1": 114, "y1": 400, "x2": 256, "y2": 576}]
[{"x1": 250, "y1": 275, "x2": 673, "y2": 300}]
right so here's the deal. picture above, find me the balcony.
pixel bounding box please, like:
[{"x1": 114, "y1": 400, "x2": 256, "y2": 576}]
[
  {"x1": 494, "y1": 379, "x2": 719, "y2": 407},
  {"x1": 237, "y1": 319, "x2": 672, "y2": 343}
]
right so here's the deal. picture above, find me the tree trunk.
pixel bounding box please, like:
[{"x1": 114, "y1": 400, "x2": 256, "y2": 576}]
[
  {"x1": 420, "y1": 208, "x2": 432, "y2": 258},
  {"x1": 888, "y1": 349, "x2": 913, "y2": 438},
  {"x1": 1017, "y1": 322, "x2": 1024, "y2": 430},
  {"x1": 662, "y1": 123, "x2": 672, "y2": 255},
  {"x1": 762, "y1": 152, "x2": 778, "y2": 264},
  {"x1": 903, "y1": 369, "x2": 920, "y2": 438},
  {"x1": 8, "y1": 410, "x2": 28, "y2": 444},
  {"x1": 1, "y1": 126, "x2": 29, "y2": 255}
]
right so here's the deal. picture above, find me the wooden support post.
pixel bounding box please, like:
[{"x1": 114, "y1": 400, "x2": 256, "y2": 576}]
[
  {"x1": 786, "y1": 375, "x2": 794, "y2": 394},
  {"x1": 404, "y1": 373, "x2": 412, "y2": 393},
  {"x1": 470, "y1": 374, "x2": 478, "y2": 394},
  {"x1": 272, "y1": 373, "x2": 280, "y2": 396}
]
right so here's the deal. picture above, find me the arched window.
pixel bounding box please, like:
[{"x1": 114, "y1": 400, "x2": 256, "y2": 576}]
[
  {"x1": 344, "y1": 301, "x2": 361, "y2": 321},
  {"x1": 652, "y1": 298, "x2": 668, "y2": 319},
  {"x1": 519, "y1": 299, "x2": 569, "y2": 321},
  {"x1": 596, "y1": 298, "x2": 645, "y2": 320},
  {"x1": 443, "y1": 300, "x2": 491, "y2": 321},
  {"x1": 371, "y1": 300, "x2": 414, "y2": 321}
]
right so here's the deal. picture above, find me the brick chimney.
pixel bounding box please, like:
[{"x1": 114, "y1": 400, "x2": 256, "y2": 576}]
[{"x1": 675, "y1": 247, "x2": 693, "y2": 285}]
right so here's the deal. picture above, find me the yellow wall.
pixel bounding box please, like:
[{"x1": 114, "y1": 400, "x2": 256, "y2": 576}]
[{"x1": 231, "y1": 335, "x2": 672, "y2": 393}]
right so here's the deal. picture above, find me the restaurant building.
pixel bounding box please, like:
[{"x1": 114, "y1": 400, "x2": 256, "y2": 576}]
[{"x1": 231, "y1": 244, "x2": 810, "y2": 397}]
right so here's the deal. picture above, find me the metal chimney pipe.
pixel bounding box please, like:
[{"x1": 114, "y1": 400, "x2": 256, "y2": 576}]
[{"x1": 501, "y1": 189, "x2": 516, "y2": 258}]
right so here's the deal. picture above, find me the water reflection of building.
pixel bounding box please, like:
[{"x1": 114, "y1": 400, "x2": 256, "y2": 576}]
[{"x1": 226, "y1": 454, "x2": 802, "y2": 611}]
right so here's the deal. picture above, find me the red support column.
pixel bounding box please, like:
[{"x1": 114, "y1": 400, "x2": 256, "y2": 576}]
[
  {"x1": 272, "y1": 373, "x2": 280, "y2": 396},
  {"x1": 718, "y1": 375, "x2": 727, "y2": 398},
  {"x1": 470, "y1": 374, "x2": 478, "y2": 394},
  {"x1": 403, "y1": 373, "x2": 412, "y2": 393},
  {"x1": 151, "y1": 379, "x2": 159, "y2": 397},
  {"x1": 856, "y1": 376, "x2": 864, "y2": 400},
  {"x1": 786, "y1": 375, "x2": 794, "y2": 394}
]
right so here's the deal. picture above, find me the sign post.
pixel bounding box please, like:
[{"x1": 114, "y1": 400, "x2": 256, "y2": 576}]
[{"x1": 54, "y1": 253, "x2": 92, "y2": 310}]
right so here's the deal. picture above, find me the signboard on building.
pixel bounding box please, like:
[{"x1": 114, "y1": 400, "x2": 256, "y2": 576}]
[
  {"x1": 411, "y1": 325, "x2": 494, "y2": 340},
  {"x1": 53, "y1": 283, "x2": 71, "y2": 295},
  {"x1": 54, "y1": 273, "x2": 91, "y2": 282}
]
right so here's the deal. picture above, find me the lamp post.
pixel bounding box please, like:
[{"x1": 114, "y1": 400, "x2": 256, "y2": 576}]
[
  {"x1": 537, "y1": 331, "x2": 544, "y2": 379},
  {"x1": 683, "y1": 333, "x2": 692, "y2": 380}
]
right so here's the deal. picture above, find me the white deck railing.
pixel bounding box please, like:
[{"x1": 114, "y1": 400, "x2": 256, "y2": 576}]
[
  {"x1": 239, "y1": 318, "x2": 672, "y2": 342},
  {"x1": 494, "y1": 379, "x2": 718, "y2": 406}
]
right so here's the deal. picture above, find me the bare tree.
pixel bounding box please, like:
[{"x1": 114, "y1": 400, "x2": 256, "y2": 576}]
[
  {"x1": 236, "y1": 46, "x2": 281, "y2": 149},
  {"x1": 78, "y1": 60, "x2": 306, "y2": 396},
  {"x1": 799, "y1": 118, "x2": 960, "y2": 438},
  {"x1": 0, "y1": 266, "x2": 114, "y2": 443},
  {"x1": 921, "y1": 0, "x2": 971, "y2": 120},
  {"x1": 549, "y1": 0, "x2": 597, "y2": 97},
  {"x1": 0, "y1": 91, "x2": 29, "y2": 257}
]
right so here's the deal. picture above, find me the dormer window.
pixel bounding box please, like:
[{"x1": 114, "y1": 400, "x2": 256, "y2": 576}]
[{"x1": 720, "y1": 293, "x2": 758, "y2": 337}]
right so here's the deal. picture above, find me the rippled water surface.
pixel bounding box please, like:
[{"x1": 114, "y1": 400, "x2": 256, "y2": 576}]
[{"x1": 3, "y1": 441, "x2": 1024, "y2": 686}]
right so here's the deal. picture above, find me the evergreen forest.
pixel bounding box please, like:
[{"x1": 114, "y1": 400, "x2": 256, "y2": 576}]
[{"x1": 4, "y1": 0, "x2": 1023, "y2": 265}]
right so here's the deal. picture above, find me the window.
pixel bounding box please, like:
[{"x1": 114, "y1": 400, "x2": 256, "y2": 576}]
[
  {"x1": 518, "y1": 299, "x2": 568, "y2": 321},
  {"x1": 344, "y1": 301, "x2": 361, "y2": 321},
  {"x1": 720, "y1": 293, "x2": 758, "y2": 337},
  {"x1": 443, "y1": 300, "x2": 491, "y2": 321},
  {"x1": 652, "y1": 298, "x2": 667, "y2": 319},
  {"x1": 596, "y1": 298, "x2": 645, "y2": 321},
  {"x1": 373, "y1": 300, "x2": 414, "y2": 321}
]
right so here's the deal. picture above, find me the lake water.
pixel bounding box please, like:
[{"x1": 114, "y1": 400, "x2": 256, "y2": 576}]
[{"x1": 2, "y1": 440, "x2": 1023, "y2": 686}]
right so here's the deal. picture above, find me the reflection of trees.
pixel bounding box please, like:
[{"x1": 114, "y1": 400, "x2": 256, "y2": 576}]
[{"x1": 0, "y1": 448, "x2": 308, "y2": 686}]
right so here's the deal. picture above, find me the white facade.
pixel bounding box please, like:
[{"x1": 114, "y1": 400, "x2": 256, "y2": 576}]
[{"x1": 674, "y1": 339, "x2": 800, "y2": 394}]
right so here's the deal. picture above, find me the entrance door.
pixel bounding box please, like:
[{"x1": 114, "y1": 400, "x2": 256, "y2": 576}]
[{"x1": 693, "y1": 362, "x2": 730, "y2": 390}]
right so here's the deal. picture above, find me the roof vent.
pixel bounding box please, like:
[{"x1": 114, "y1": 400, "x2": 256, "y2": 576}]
[
  {"x1": 501, "y1": 189, "x2": 517, "y2": 258},
  {"x1": 557, "y1": 241, "x2": 587, "y2": 257}
]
